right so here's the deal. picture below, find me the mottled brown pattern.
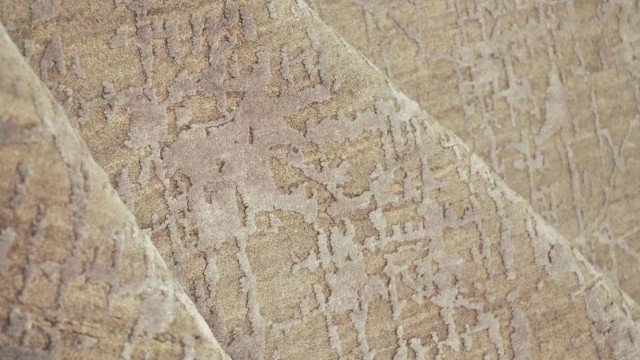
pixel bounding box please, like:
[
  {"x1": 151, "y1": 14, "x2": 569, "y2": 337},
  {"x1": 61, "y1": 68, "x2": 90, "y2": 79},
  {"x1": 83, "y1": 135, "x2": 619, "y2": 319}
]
[
  {"x1": 307, "y1": 0, "x2": 640, "y2": 301},
  {"x1": 0, "y1": 24, "x2": 229, "y2": 359},
  {"x1": 0, "y1": 0, "x2": 639, "y2": 359}
]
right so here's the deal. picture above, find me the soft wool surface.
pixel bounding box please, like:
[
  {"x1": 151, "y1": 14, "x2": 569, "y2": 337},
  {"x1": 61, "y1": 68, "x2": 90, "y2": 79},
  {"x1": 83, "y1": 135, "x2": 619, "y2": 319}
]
[
  {"x1": 0, "y1": 1, "x2": 639, "y2": 359},
  {"x1": 308, "y1": 0, "x2": 640, "y2": 303}
]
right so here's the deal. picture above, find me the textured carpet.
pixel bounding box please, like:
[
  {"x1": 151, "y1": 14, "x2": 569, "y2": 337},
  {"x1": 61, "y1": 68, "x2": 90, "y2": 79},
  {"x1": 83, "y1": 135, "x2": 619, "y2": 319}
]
[{"x1": 1, "y1": 1, "x2": 639, "y2": 359}]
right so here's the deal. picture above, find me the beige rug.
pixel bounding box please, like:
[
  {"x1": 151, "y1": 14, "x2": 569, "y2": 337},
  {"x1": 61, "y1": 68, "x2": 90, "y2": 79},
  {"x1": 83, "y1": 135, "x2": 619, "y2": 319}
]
[{"x1": 1, "y1": 0, "x2": 639, "y2": 359}]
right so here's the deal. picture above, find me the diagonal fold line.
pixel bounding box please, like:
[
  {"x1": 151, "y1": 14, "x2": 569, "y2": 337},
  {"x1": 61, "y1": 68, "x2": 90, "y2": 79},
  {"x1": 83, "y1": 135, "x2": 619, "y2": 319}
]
[
  {"x1": 1, "y1": 0, "x2": 639, "y2": 358},
  {"x1": 0, "y1": 22, "x2": 231, "y2": 359}
]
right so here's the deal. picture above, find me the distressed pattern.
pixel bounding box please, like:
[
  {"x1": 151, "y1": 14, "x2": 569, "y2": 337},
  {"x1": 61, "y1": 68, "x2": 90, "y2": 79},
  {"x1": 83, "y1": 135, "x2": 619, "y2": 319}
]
[
  {"x1": 307, "y1": 0, "x2": 640, "y2": 300},
  {"x1": 1, "y1": 0, "x2": 640, "y2": 359},
  {"x1": 0, "y1": 24, "x2": 229, "y2": 360}
]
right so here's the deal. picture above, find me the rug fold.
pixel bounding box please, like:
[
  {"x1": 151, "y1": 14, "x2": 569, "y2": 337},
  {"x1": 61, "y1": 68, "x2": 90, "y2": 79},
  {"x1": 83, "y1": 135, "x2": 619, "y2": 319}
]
[
  {"x1": 0, "y1": 0, "x2": 639, "y2": 359},
  {"x1": 0, "y1": 23, "x2": 230, "y2": 360}
]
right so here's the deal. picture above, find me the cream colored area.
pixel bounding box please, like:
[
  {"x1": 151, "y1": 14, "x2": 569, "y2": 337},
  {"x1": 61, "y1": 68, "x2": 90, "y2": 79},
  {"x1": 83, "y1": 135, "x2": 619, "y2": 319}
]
[
  {"x1": 0, "y1": 0, "x2": 639, "y2": 359},
  {"x1": 307, "y1": 0, "x2": 640, "y2": 301},
  {"x1": 0, "y1": 24, "x2": 230, "y2": 359}
]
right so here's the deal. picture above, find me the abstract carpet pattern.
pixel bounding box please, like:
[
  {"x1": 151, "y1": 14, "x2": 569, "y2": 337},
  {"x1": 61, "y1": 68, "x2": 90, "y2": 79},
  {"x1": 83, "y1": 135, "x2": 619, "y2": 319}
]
[
  {"x1": 308, "y1": 0, "x2": 640, "y2": 302},
  {"x1": 0, "y1": 1, "x2": 639, "y2": 359}
]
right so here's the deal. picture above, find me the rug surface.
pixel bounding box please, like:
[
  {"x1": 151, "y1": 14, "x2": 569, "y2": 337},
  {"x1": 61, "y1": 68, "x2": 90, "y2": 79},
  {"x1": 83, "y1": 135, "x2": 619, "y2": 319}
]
[{"x1": 1, "y1": 1, "x2": 639, "y2": 359}]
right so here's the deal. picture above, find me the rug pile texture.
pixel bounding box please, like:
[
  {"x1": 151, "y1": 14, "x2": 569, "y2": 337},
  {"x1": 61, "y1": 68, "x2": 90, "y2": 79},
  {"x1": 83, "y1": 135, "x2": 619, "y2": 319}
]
[{"x1": 1, "y1": 1, "x2": 639, "y2": 359}]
